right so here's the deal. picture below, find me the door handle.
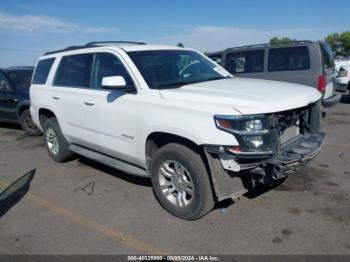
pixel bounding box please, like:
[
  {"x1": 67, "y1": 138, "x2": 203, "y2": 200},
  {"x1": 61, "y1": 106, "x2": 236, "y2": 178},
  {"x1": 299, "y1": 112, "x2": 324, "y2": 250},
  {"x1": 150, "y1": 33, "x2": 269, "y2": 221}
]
[
  {"x1": 84, "y1": 99, "x2": 95, "y2": 106},
  {"x1": 52, "y1": 95, "x2": 61, "y2": 100}
]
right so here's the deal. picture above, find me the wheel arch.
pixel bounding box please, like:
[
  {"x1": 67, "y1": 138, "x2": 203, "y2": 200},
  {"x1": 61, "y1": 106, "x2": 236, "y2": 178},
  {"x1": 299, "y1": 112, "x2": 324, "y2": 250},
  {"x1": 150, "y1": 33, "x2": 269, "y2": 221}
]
[
  {"x1": 15, "y1": 100, "x2": 31, "y2": 119},
  {"x1": 145, "y1": 131, "x2": 208, "y2": 172},
  {"x1": 38, "y1": 108, "x2": 57, "y2": 128}
]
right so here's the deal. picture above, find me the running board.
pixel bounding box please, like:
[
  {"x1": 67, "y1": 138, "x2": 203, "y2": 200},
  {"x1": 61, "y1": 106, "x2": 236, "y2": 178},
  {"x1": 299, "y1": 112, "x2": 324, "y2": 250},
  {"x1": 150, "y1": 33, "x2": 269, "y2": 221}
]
[{"x1": 69, "y1": 144, "x2": 149, "y2": 177}]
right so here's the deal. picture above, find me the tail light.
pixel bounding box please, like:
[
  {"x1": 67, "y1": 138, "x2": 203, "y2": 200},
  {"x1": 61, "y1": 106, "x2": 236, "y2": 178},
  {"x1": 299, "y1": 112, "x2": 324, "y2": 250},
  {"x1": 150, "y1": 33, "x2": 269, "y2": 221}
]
[
  {"x1": 318, "y1": 75, "x2": 325, "y2": 92},
  {"x1": 338, "y1": 67, "x2": 348, "y2": 77}
]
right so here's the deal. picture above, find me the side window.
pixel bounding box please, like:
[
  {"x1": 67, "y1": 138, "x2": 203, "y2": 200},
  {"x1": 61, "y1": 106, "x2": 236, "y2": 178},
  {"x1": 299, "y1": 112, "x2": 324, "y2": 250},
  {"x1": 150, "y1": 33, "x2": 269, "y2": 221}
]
[
  {"x1": 225, "y1": 50, "x2": 264, "y2": 74},
  {"x1": 32, "y1": 58, "x2": 55, "y2": 84},
  {"x1": 54, "y1": 54, "x2": 93, "y2": 88},
  {"x1": 90, "y1": 53, "x2": 133, "y2": 89},
  {"x1": 0, "y1": 72, "x2": 10, "y2": 92},
  {"x1": 268, "y1": 46, "x2": 310, "y2": 72}
]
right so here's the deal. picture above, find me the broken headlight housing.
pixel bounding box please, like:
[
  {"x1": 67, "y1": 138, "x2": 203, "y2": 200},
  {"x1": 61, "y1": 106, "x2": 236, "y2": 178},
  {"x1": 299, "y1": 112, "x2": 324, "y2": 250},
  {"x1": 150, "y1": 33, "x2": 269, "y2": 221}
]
[{"x1": 214, "y1": 115, "x2": 274, "y2": 156}]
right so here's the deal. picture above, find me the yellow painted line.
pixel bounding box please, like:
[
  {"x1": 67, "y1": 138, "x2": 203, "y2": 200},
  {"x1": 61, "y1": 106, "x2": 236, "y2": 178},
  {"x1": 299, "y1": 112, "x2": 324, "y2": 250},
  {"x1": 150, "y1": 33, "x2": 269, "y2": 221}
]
[
  {"x1": 326, "y1": 143, "x2": 350, "y2": 148},
  {"x1": 0, "y1": 180, "x2": 165, "y2": 255}
]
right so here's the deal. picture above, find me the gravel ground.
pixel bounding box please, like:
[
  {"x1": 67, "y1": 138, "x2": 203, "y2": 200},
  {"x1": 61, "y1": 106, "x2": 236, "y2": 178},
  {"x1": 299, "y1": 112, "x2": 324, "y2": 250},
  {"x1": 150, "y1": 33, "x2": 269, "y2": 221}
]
[{"x1": 0, "y1": 94, "x2": 349, "y2": 255}]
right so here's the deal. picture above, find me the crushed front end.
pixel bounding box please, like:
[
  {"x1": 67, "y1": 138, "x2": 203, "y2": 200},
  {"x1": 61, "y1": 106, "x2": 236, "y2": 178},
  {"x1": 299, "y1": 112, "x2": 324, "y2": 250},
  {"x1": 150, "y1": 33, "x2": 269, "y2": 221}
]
[{"x1": 205, "y1": 100, "x2": 326, "y2": 201}]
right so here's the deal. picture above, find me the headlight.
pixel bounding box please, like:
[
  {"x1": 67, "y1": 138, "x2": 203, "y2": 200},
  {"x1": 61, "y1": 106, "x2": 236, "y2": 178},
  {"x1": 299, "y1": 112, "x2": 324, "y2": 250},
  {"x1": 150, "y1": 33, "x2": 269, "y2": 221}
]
[{"x1": 215, "y1": 115, "x2": 273, "y2": 155}]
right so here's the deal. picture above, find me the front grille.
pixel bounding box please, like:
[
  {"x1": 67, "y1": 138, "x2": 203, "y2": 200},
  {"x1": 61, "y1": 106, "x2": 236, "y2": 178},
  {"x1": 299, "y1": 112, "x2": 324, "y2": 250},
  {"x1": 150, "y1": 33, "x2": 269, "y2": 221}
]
[{"x1": 268, "y1": 100, "x2": 321, "y2": 147}]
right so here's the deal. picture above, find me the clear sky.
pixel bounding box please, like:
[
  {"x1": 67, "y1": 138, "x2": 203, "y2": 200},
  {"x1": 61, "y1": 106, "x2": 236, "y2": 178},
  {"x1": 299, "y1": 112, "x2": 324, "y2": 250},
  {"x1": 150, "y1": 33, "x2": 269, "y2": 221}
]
[{"x1": 0, "y1": 0, "x2": 349, "y2": 66}]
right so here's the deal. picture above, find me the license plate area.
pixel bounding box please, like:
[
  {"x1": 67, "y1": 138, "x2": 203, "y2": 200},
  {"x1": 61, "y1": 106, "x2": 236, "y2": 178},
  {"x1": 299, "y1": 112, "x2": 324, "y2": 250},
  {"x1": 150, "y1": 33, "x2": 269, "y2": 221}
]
[{"x1": 276, "y1": 132, "x2": 326, "y2": 164}]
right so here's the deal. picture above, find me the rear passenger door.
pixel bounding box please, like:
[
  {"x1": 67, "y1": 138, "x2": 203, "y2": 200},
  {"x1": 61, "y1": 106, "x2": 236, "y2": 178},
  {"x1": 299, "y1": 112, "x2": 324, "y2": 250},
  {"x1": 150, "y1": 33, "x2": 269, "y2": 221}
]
[{"x1": 52, "y1": 53, "x2": 94, "y2": 144}]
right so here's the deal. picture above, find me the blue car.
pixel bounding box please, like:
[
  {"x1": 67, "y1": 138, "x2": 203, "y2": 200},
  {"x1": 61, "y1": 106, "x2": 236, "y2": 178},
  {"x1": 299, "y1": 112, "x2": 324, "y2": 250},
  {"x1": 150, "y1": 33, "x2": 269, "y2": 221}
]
[{"x1": 0, "y1": 66, "x2": 41, "y2": 136}]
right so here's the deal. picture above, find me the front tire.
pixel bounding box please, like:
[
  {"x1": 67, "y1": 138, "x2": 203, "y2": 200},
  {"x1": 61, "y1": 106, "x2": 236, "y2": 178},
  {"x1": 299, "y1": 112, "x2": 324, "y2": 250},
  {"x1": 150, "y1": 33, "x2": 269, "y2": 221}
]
[
  {"x1": 151, "y1": 143, "x2": 214, "y2": 220},
  {"x1": 43, "y1": 118, "x2": 74, "y2": 162},
  {"x1": 19, "y1": 109, "x2": 41, "y2": 136}
]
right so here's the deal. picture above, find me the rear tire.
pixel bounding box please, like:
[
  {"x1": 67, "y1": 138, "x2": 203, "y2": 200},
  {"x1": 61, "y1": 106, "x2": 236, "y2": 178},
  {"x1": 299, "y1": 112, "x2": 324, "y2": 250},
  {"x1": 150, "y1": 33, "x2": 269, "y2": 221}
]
[
  {"x1": 19, "y1": 109, "x2": 41, "y2": 136},
  {"x1": 151, "y1": 143, "x2": 214, "y2": 220},
  {"x1": 43, "y1": 118, "x2": 74, "y2": 162}
]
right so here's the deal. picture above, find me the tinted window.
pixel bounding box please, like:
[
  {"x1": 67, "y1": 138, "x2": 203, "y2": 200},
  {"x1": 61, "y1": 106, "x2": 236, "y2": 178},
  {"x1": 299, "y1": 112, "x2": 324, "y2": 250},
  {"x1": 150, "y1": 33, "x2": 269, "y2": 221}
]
[
  {"x1": 32, "y1": 58, "x2": 55, "y2": 84},
  {"x1": 90, "y1": 53, "x2": 133, "y2": 89},
  {"x1": 7, "y1": 70, "x2": 33, "y2": 88},
  {"x1": 268, "y1": 46, "x2": 310, "y2": 71},
  {"x1": 226, "y1": 50, "x2": 264, "y2": 74},
  {"x1": 54, "y1": 54, "x2": 93, "y2": 87}
]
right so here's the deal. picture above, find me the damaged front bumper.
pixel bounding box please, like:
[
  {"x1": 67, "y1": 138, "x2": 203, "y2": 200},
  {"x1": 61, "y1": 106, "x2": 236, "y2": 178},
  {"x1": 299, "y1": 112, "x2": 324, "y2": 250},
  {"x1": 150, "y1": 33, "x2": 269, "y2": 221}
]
[
  {"x1": 268, "y1": 132, "x2": 326, "y2": 176},
  {"x1": 204, "y1": 132, "x2": 326, "y2": 201}
]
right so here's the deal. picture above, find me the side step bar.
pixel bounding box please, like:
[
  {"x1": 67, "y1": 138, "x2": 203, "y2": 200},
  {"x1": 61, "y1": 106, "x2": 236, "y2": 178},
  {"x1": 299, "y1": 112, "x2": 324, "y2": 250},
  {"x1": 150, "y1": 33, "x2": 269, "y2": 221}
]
[{"x1": 69, "y1": 144, "x2": 149, "y2": 177}]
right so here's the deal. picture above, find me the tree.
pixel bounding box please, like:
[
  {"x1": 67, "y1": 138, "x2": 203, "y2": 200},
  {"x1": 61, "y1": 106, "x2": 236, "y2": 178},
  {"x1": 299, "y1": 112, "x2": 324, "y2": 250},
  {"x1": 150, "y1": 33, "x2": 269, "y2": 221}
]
[
  {"x1": 270, "y1": 37, "x2": 296, "y2": 45},
  {"x1": 325, "y1": 33, "x2": 340, "y2": 50},
  {"x1": 340, "y1": 31, "x2": 350, "y2": 56},
  {"x1": 325, "y1": 31, "x2": 350, "y2": 56},
  {"x1": 325, "y1": 33, "x2": 341, "y2": 54}
]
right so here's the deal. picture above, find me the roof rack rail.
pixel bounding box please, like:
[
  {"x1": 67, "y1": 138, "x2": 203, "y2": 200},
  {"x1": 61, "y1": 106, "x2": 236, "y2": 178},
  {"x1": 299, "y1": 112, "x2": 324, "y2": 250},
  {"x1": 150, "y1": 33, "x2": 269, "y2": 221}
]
[
  {"x1": 44, "y1": 41, "x2": 146, "y2": 56},
  {"x1": 45, "y1": 45, "x2": 93, "y2": 55},
  {"x1": 7, "y1": 66, "x2": 35, "y2": 69},
  {"x1": 223, "y1": 40, "x2": 315, "y2": 52},
  {"x1": 86, "y1": 41, "x2": 146, "y2": 46}
]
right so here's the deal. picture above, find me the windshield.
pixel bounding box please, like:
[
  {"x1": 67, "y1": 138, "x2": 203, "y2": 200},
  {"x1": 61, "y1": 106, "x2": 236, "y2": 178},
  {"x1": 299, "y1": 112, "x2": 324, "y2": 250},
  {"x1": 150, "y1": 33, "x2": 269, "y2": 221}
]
[
  {"x1": 127, "y1": 50, "x2": 231, "y2": 89},
  {"x1": 7, "y1": 70, "x2": 33, "y2": 88}
]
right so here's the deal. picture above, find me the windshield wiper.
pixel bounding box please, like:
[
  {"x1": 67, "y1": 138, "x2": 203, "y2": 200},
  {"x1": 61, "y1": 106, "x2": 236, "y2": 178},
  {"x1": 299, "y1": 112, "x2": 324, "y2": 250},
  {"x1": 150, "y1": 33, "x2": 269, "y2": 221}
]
[
  {"x1": 157, "y1": 81, "x2": 197, "y2": 89},
  {"x1": 205, "y1": 76, "x2": 231, "y2": 82},
  {"x1": 156, "y1": 76, "x2": 231, "y2": 89}
]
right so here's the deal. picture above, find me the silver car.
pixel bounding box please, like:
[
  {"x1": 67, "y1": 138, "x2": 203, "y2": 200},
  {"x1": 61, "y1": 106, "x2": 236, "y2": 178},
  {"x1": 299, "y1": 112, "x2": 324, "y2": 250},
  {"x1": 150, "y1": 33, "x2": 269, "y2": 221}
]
[{"x1": 207, "y1": 41, "x2": 340, "y2": 107}]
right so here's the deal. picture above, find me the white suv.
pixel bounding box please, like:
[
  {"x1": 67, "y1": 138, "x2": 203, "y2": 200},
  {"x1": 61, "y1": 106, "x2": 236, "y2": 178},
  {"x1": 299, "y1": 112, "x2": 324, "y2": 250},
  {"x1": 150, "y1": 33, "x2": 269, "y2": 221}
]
[{"x1": 30, "y1": 41, "x2": 326, "y2": 220}]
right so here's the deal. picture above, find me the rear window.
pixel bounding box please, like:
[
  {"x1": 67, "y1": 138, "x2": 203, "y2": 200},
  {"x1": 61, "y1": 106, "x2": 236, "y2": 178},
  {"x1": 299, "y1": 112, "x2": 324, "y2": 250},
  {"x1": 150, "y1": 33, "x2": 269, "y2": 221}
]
[
  {"x1": 32, "y1": 58, "x2": 55, "y2": 84},
  {"x1": 54, "y1": 54, "x2": 93, "y2": 87},
  {"x1": 320, "y1": 43, "x2": 335, "y2": 68},
  {"x1": 268, "y1": 46, "x2": 310, "y2": 71},
  {"x1": 225, "y1": 50, "x2": 264, "y2": 74}
]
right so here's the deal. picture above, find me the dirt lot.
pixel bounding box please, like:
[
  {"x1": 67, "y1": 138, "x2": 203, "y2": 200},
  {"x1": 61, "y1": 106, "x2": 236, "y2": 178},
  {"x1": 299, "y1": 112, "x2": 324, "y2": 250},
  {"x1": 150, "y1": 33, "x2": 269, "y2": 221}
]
[{"x1": 0, "y1": 94, "x2": 350, "y2": 255}]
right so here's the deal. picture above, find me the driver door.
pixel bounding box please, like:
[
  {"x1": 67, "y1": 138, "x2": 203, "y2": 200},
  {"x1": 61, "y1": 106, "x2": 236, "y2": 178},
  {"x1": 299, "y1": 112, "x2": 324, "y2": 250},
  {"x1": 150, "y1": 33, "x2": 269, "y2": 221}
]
[
  {"x1": 79, "y1": 52, "x2": 141, "y2": 164},
  {"x1": 0, "y1": 71, "x2": 17, "y2": 121}
]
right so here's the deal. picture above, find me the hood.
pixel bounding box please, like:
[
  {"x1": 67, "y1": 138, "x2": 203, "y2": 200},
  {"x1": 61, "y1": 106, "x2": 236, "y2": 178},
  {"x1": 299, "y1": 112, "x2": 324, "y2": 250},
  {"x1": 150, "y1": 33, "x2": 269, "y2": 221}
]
[{"x1": 159, "y1": 77, "x2": 321, "y2": 115}]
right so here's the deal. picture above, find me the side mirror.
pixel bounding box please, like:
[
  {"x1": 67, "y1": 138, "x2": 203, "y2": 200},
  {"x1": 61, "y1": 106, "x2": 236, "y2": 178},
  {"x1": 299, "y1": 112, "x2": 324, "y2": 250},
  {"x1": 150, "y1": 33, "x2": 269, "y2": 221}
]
[{"x1": 101, "y1": 76, "x2": 127, "y2": 89}]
